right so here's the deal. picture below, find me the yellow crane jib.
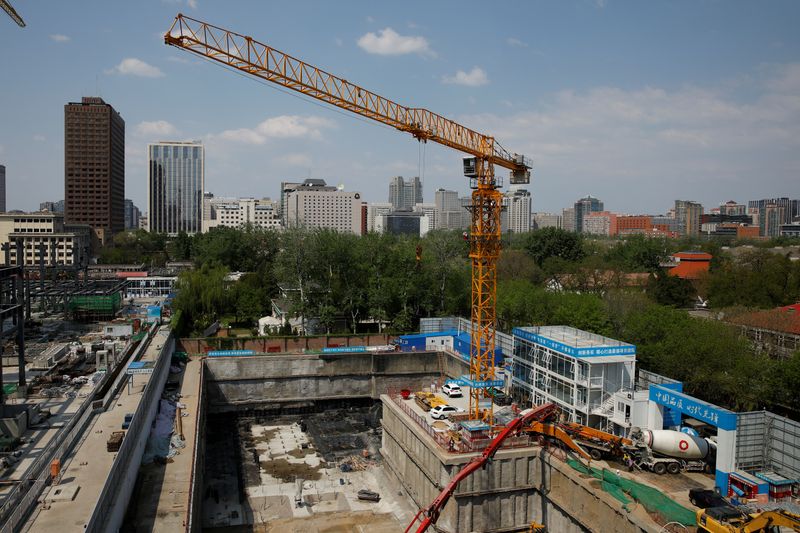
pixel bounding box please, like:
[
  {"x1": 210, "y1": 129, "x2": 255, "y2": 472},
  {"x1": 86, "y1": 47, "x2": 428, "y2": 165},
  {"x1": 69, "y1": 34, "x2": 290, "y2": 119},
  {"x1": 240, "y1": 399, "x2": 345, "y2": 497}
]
[{"x1": 164, "y1": 14, "x2": 532, "y2": 421}]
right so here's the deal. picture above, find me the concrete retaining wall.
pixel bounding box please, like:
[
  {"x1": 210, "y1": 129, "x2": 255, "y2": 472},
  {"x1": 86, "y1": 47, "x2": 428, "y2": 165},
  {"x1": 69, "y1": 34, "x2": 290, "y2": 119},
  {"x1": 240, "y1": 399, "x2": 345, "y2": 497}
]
[
  {"x1": 179, "y1": 333, "x2": 396, "y2": 355},
  {"x1": 203, "y1": 351, "x2": 442, "y2": 408},
  {"x1": 381, "y1": 395, "x2": 659, "y2": 533},
  {"x1": 86, "y1": 326, "x2": 175, "y2": 533}
]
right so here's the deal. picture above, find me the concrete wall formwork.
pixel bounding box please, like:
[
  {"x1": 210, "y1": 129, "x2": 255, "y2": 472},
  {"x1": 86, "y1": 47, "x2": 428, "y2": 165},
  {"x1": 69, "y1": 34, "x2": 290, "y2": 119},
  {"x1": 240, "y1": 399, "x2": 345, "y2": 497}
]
[{"x1": 381, "y1": 396, "x2": 658, "y2": 533}]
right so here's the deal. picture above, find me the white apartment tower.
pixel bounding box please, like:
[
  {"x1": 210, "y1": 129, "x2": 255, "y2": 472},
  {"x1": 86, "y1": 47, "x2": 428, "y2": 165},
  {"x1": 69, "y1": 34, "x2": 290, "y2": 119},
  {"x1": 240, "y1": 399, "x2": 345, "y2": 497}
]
[{"x1": 502, "y1": 188, "x2": 532, "y2": 233}]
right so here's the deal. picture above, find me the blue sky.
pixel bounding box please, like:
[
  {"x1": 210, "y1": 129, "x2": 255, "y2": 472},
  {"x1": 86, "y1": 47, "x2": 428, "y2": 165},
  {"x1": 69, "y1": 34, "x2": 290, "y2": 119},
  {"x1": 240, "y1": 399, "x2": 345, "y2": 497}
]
[{"x1": 1, "y1": 0, "x2": 798, "y2": 215}]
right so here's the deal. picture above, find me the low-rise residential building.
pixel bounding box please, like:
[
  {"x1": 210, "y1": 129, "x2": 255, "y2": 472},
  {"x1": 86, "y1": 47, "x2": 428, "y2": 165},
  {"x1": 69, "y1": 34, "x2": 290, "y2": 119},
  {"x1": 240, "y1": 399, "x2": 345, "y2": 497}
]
[
  {"x1": 616, "y1": 215, "x2": 652, "y2": 235},
  {"x1": 780, "y1": 223, "x2": 800, "y2": 238},
  {"x1": 203, "y1": 196, "x2": 281, "y2": 232},
  {"x1": 583, "y1": 211, "x2": 618, "y2": 237},
  {"x1": 0, "y1": 212, "x2": 91, "y2": 268},
  {"x1": 532, "y1": 212, "x2": 562, "y2": 230}
]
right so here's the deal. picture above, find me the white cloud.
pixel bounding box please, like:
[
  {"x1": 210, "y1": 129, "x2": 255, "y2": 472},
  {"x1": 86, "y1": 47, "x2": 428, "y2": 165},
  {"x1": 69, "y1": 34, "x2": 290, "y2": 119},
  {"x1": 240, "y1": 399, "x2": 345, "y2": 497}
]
[
  {"x1": 456, "y1": 62, "x2": 800, "y2": 211},
  {"x1": 211, "y1": 115, "x2": 335, "y2": 145},
  {"x1": 278, "y1": 153, "x2": 313, "y2": 167},
  {"x1": 506, "y1": 37, "x2": 528, "y2": 48},
  {"x1": 357, "y1": 28, "x2": 433, "y2": 56},
  {"x1": 366, "y1": 15, "x2": 375, "y2": 23},
  {"x1": 334, "y1": 37, "x2": 343, "y2": 47},
  {"x1": 107, "y1": 58, "x2": 164, "y2": 78},
  {"x1": 50, "y1": 34, "x2": 70, "y2": 43},
  {"x1": 187, "y1": 0, "x2": 197, "y2": 8},
  {"x1": 442, "y1": 67, "x2": 489, "y2": 87},
  {"x1": 32, "y1": 135, "x2": 46, "y2": 142},
  {"x1": 135, "y1": 120, "x2": 179, "y2": 138}
]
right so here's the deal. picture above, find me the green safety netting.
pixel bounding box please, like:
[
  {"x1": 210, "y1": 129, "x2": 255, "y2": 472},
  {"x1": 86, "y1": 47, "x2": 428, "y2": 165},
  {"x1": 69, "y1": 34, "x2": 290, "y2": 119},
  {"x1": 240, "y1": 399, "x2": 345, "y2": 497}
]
[
  {"x1": 567, "y1": 459, "x2": 696, "y2": 526},
  {"x1": 67, "y1": 293, "x2": 122, "y2": 314},
  {"x1": 2, "y1": 384, "x2": 18, "y2": 396}
]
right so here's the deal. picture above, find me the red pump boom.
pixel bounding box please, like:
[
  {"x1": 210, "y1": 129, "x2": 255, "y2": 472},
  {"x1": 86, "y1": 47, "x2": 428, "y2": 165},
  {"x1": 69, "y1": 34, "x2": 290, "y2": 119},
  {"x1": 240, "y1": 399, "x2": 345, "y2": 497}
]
[{"x1": 405, "y1": 402, "x2": 559, "y2": 533}]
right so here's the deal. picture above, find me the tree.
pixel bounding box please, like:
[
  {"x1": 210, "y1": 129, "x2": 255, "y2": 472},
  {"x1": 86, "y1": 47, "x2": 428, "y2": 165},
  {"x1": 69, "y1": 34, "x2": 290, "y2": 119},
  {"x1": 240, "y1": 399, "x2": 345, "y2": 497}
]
[
  {"x1": 523, "y1": 227, "x2": 585, "y2": 266},
  {"x1": 604, "y1": 235, "x2": 668, "y2": 273},
  {"x1": 649, "y1": 273, "x2": 695, "y2": 307}
]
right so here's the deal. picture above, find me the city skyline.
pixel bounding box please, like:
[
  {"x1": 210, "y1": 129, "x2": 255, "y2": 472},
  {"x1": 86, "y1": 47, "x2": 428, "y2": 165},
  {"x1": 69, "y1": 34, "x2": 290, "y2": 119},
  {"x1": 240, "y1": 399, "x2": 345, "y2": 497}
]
[{"x1": 0, "y1": 1, "x2": 798, "y2": 215}]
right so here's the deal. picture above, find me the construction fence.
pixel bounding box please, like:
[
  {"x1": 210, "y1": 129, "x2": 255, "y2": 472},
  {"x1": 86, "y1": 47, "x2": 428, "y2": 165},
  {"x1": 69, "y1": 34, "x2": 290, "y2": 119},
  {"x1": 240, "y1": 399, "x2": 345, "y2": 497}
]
[{"x1": 736, "y1": 410, "x2": 800, "y2": 480}]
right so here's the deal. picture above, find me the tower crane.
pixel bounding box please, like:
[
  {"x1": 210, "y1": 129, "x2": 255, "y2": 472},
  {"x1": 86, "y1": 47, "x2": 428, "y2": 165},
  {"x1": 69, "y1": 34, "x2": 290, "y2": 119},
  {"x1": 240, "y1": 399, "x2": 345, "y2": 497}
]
[
  {"x1": 164, "y1": 14, "x2": 532, "y2": 421},
  {"x1": 0, "y1": 0, "x2": 25, "y2": 27}
]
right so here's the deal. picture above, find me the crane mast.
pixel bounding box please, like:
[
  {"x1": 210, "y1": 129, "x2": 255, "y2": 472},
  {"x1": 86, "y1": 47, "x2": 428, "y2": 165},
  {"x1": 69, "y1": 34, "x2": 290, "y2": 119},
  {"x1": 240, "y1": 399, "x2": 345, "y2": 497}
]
[{"x1": 165, "y1": 14, "x2": 531, "y2": 421}]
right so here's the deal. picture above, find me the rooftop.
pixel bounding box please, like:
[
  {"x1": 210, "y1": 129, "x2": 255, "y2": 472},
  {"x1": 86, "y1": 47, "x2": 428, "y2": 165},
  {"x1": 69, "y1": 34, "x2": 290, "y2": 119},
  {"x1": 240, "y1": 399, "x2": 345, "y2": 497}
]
[{"x1": 513, "y1": 325, "x2": 636, "y2": 357}]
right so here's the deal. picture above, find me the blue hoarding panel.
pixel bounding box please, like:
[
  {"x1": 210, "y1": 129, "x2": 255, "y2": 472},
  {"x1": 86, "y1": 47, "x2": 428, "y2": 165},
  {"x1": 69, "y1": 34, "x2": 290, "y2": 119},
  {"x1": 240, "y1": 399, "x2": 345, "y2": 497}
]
[{"x1": 649, "y1": 384, "x2": 736, "y2": 431}]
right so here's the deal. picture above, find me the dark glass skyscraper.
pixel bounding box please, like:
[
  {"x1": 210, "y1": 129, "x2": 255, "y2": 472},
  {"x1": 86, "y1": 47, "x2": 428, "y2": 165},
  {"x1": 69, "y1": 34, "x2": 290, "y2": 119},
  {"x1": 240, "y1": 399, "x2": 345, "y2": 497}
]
[
  {"x1": 64, "y1": 97, "x2": 125, "y2": 247},
  {"x1": 148, "y1": 142, "x2": 204, "y2": 234}
]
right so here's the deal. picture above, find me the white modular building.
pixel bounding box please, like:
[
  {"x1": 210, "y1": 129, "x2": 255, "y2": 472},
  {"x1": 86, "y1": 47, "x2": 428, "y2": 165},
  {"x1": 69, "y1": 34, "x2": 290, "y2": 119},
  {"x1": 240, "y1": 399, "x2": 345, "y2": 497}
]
[{"x1": 512, "y1": 325, "x2": 636, "y2": 435}]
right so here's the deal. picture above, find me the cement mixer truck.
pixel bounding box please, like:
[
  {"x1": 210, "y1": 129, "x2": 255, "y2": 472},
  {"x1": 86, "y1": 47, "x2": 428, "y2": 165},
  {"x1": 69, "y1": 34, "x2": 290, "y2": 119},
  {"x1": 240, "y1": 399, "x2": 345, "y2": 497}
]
[{"x1": 626, "y1": 428, "x2": 716, "y2": 475}]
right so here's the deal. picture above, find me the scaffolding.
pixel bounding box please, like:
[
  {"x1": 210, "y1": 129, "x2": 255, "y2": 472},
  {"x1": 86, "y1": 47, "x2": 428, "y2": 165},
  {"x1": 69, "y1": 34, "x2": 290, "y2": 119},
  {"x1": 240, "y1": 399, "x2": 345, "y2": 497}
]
[
  {"x1": 27, "y1": 279, "x2": 127, "y2": 321},
  {"x1": 0, "y1": 264, "x2": 26, "y2": 404}
]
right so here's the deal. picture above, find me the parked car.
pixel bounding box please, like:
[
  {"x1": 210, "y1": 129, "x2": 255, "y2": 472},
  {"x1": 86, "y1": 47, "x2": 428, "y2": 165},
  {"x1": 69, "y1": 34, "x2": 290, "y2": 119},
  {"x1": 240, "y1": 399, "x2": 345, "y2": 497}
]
[
  {"x1": 442, "y1": 382, "x2": 463, "y2": 398},
  {"x1": 487, "y1": 387, "x2": 512, "y2": 406},
  {"x1": 689, "y1": 488, "x2": 732, "y2": 509},
  {"x1": 429, "y1": 405, "x2": 465, "y2": 420}
]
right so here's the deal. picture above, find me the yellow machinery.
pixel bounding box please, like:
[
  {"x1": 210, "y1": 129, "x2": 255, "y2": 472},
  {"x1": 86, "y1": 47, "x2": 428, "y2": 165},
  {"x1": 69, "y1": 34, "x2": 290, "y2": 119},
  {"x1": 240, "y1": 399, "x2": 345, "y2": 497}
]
[
  {"x1": 697, "y1": 507, "x2": 800, "y2": 532},
  {"x1": 164, "y1": 15, "x2": 531, "y2": 421}
]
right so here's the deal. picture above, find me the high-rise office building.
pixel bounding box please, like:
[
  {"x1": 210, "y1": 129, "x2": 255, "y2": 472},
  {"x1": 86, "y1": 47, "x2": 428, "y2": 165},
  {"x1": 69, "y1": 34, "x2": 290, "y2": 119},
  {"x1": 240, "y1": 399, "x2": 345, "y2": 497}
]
[
  {"x1": 124, "y1": 199, "x2": 142, "y2": 230},
  {"x1": 434, "y1": 188, "x2": 461, "y2": 230},
  {"x1": 764, "y1": 203, "x2": 787, "y2": 237},
  {"x1": 285, "y1": 179, "x2": 362, "y2": 234},
  {"x1": 148, "y1": 141, "x2": 204, "y2": 235},
  {"x1": 388, "y1": 176, "x2": 423, "y2": 210},
  {"x1": 502, "y1": 188, "x2": 532, "y2": 233},
  {"x1": 562, "y1": 207, "x2": 576, "y2": 233},
  {"x1": 674, "y1": 200, "x2": 703, "y2": 237},
  {"x1": 748, "y1": 198, "x2": 793, "y2": 235},
  {"x1": 64, "y1": 97, "x2": 125, "y2": 248},
  {"x1": 0, "y1": 164, "x2": 5, "y2": 213},
  {"x1": 573, "y1": 195, "x2": 603, "y2": 233}
]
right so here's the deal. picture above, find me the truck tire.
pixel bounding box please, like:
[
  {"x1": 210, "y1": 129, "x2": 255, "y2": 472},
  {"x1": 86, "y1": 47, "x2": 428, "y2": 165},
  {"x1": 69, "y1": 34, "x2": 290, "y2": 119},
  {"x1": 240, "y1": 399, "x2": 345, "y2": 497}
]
[
  {"x1": 653, "y1": 462, "x2": 667, "y2": 475},
  {"x1": 667, "y1": 462, "x2": 680, "y2": 474},
  {"x1": 589, "y1": 448, "x2": 602, "y2": 461}
]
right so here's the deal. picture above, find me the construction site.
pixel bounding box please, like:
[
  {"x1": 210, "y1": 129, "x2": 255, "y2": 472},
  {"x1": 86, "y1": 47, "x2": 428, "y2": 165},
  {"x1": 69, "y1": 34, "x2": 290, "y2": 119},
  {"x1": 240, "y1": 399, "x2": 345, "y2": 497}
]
[{"x1": 0, "y1": 8, "x2": 798, "y2": 533}]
